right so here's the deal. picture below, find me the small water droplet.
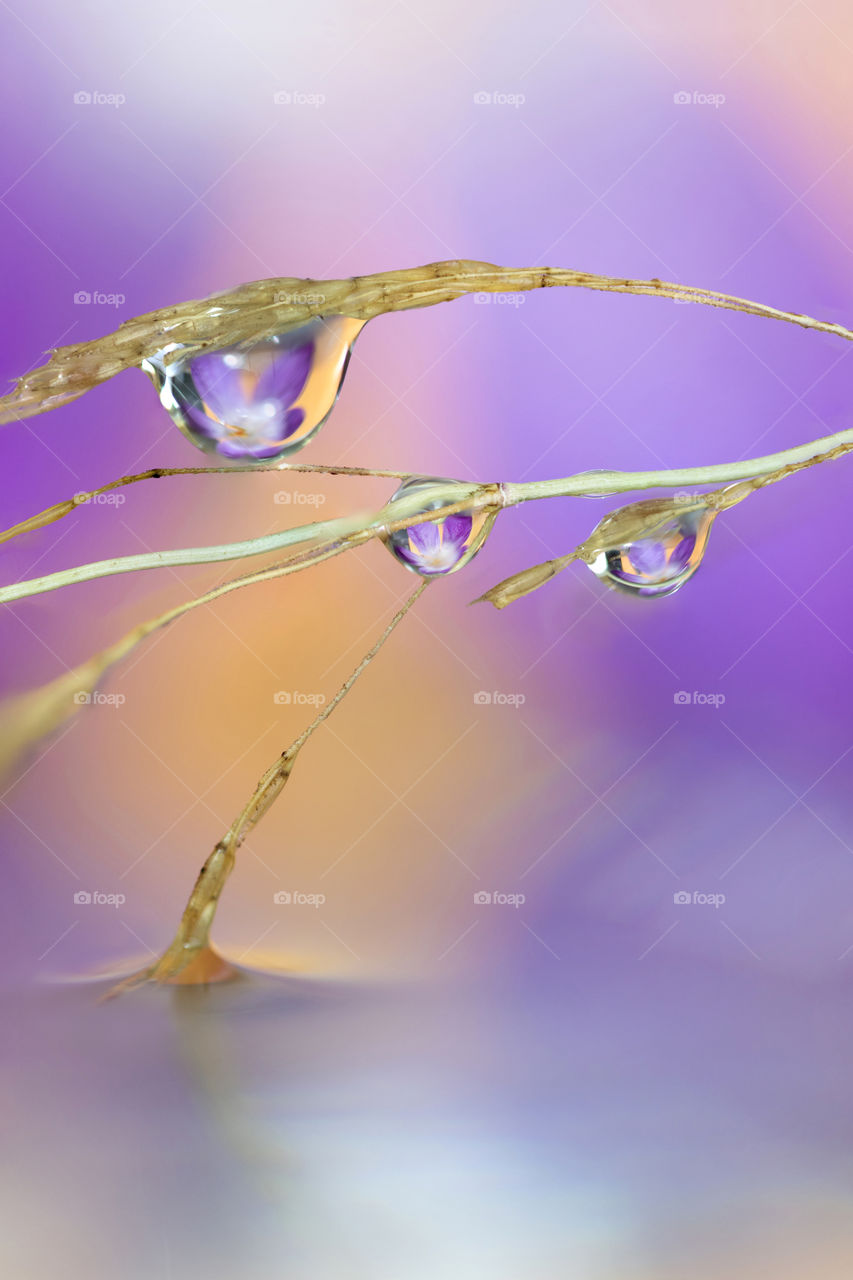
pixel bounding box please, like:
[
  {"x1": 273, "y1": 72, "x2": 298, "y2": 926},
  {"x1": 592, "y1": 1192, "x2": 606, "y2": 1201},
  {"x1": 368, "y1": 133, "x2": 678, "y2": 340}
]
[
  {"x1": 142, "y1": 316, "x2": 364, "y2": 462},
  {"x1": 589, "y1": 503, "x2": 716, "y2": 597},
  {"x1": 382, "y1": 476, "x2": 494, "y2": 577},
  {"x1": 574, "y1": 469, "x2": 621, "y2": 498}
]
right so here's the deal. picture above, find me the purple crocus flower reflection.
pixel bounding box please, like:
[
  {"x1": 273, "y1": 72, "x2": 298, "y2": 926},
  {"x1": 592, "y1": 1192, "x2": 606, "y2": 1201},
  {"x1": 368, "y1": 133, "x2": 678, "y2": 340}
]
[
  {"x1": 625, "y1": 531, "x2": 697, "y2": 581},
  {"x1": 593, "y1": 506, "x2": 714, "y2": 598},
  {"x1": 184, "y1": 340, "x2": 314, "y2": 459},
  {"x1": 394, "y1": 513, "x2": 474, "y2": 575}
]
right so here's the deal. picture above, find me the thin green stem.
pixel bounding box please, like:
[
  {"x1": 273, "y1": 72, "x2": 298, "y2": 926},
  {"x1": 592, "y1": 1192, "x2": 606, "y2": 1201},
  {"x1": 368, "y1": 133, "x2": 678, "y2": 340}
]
[
  {"x1": 3, "y1": 428, "x2": 852, "y2": 604},
  {"x1": 0, "y1": 460, "x2": 410, "y2": 546}
]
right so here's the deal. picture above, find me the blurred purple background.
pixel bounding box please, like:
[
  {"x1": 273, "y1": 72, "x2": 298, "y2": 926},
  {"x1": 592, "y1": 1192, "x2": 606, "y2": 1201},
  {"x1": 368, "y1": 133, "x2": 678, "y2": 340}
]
[{"x1": 2, "y1": 1, "x2": 853, "y2": 1276}]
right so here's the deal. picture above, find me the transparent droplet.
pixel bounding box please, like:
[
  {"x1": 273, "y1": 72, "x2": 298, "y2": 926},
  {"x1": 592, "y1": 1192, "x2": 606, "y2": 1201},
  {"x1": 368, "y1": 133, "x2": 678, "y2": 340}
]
[
  {"x1": 574, "y1": 469, "x2": 621, "y2": 498},
  {"x1": 141, "y1": 316, "x2": 364, "y2": 462},
  {"x1": 589, "y1": 504, "x2": 716, "y2": 597},
  {"x1": 382, "y1": 476, "x2": 495, "y2": 577}
]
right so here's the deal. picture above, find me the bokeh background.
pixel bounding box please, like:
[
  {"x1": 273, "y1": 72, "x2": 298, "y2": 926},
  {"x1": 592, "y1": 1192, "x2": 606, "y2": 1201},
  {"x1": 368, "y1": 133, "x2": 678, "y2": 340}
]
[{"x1": 2, "y1": 1, "x2": 853, "y2": 1276}]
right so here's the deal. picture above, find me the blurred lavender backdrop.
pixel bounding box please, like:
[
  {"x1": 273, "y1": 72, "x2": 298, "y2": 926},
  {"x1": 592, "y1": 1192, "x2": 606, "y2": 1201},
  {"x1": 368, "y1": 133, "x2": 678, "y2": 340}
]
[{"x1": 2, "y1": 1, "x2": 853, "y2": 1276}]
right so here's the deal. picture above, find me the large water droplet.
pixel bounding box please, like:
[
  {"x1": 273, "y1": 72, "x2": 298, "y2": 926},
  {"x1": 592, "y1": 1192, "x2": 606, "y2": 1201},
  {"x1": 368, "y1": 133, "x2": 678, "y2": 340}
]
[
  {"x1": 141, "y1": 316, "x2": 364, "y2": 462},
  {"x1": 382, "y1": 476, "x2": 495, "y2": 577},
  {"x1": 589, "y1": 503, "x2": 716, "y2": 597}
]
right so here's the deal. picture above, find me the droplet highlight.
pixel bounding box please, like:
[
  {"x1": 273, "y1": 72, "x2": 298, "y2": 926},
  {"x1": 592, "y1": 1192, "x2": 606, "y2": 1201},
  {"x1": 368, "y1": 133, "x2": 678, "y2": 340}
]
[
  {"x1": 589, "y1": 504, "x2": 716, "y2": 597},
  {"x1": 142, "y1": 316, "x2": 364, "y2": 462},
  {"x1": 382, "y1": 476, "x2": 495, "y2": 577}
]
